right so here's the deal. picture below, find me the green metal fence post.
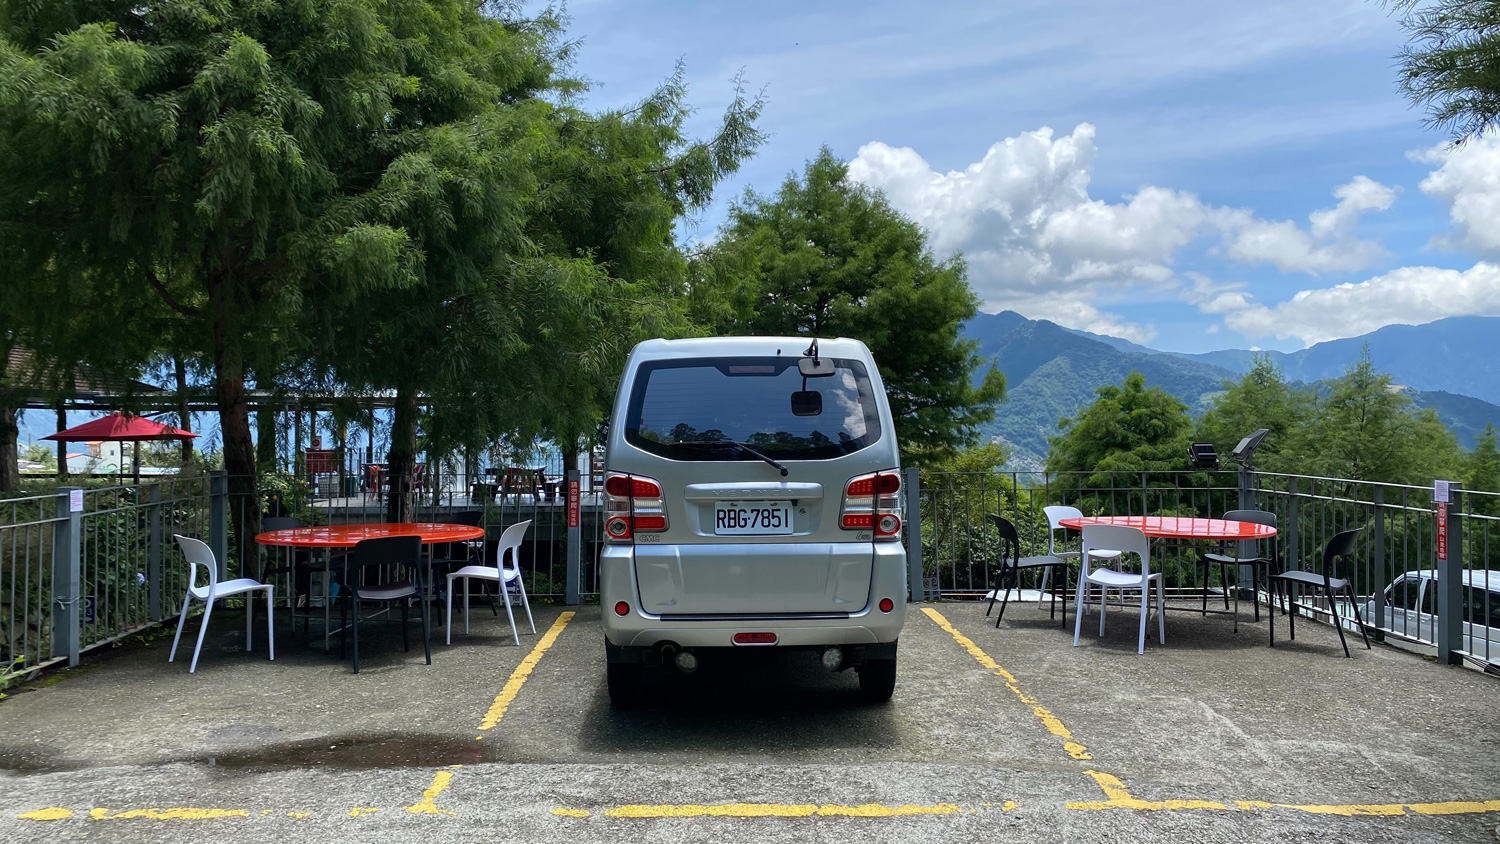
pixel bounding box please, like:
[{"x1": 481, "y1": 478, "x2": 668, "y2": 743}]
[
  {"x1": 1436, "y1": 483, "x2": 1464, "y2": 666},
  {"x1": 51, "y1": 487, "x2": 82, "y2": 667}
]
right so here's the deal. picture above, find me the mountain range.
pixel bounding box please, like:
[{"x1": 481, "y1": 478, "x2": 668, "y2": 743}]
[{"x1": 963, "y1": 312, "x2": 1500, "y2": 468}]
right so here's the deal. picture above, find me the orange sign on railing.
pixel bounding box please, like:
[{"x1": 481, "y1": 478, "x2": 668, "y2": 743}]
[{"x1": 1437, "y1": 502, "x2": 1448, "y2": 561}]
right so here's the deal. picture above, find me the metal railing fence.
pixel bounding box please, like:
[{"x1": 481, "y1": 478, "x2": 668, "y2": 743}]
[
  {"x1": 2, "y1": 476, "x2": 214, "y2": 685},
  {"x1": 909, "y1": 468, "x2": 1499, "y2": 671},
  {"x1": 1, "y1": 493, "x2": 69, "y2": 684}
]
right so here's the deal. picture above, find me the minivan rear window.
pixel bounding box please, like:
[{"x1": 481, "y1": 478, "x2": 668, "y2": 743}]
[{"x1": 625, "y1": 356, "x2": 882, "y2": 461}]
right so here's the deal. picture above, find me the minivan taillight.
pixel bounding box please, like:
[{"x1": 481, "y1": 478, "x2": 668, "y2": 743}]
[
  {"x1": 605, "y1": 472, "x2": 667, "y2": 543},
  {"x1": 841, "y1": 471, "x2": 902, "y2": 540}
]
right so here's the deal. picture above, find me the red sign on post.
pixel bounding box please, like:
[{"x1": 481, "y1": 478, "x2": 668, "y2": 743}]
[
  {"x1": 1437, "y1": 502, "x2": 1448, "y2": 561},
  {"x1": 568, "y1": 478, "x2": 580, "y2": 529}
]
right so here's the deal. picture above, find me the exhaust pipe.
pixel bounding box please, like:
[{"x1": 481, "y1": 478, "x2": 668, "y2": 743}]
[{"x1": 674, "y1": 650, "x2": 699, "y2": 674}]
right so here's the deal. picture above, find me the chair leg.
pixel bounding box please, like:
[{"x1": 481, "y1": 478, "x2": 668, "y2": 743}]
[
  {"x1": 1072, "y1": 579, "x2": 1087, "y2": 647},
  {"x1": 996, "y1": 567, "x2": 1015, "y2": 625},
  {"x1": 1252, "y1": 564, "x2": 1263, "y2": 622},
  {"x1": 351, "y1": 596, "x2": 360, "y2": 675},
  {"x1": 169, "y1": 591, "x2": 192, "y2": 663},
  {"x1": 517, "y1": 577, "x2": 535, "y2": 635},
  {"x1": 1036, "y1": 568, "x2": 1050, "y2": 610},
  {"x1": 265, "y1": 587, "x2": 275, "y2": 662},
  {"x1": 464, "y1": 577, "x2": 472, "y2": 634},
  {"x1": 445, "y1": 575, "x2": 456, "y2": 645},
  {"x1": 401, "y1": 599, "x2": 410, "y2": 653},
  {"x1": 1346, "y1": 583, "x2": 1372, "y2": 650},
  {"x1": 1099, "y1": 582, "x2": 1108, "y2": 637},
  {"x1": 246, "y1": 590, "x2": 254, "y2": 651},
  {"x1": 1157, "y1": 578, "x2": 1166, "y2": 645},
  {"x1": 1268, "y1": 579, "x2": 1277, "y2": 648},
  {"x1": 1220, "y1": 563, "x2": 1231, "y2": 610},
  {"x1": 1288, "y1": 584, "x2": 1298, "y2": 641},
  {"x1": 1137, "y1": 587, "x2": 1149, "y2": 655},
  {"x1": 189, "y1": 599, "x2": 214, "y2": 674},
  {"x1": 1327, "y1": 588, "x2": 1351, "y2": 658},
  {"x1": 418, "y1": 581, "x2": 431, "y2": 666},
  {"x1": 500, "y1": 575, "x2": 520, "y2": 646}
]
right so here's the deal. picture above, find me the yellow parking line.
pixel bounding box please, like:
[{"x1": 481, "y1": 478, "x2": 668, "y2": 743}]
[
  {"x1": 89, "y1": 808, "x2": 251, "y2": 820},
  {"x1": 1068, "y1": 771, "x2": 1226, "y2": 811},
  {"x1": 921, "y1": 608, "x2": 1092, "y2": 761},
  {"x1": 478, "y1": 611, "x2": 576, "y2": 732},
  {"x1": 403, "y1": 768, "x2": 460, "y2": 815},
  {"x1": 596, "y1": 802, "x2": 970, "y2": 818}
]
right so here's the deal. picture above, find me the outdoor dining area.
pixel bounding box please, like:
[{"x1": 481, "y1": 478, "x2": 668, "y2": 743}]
[
  {"x1": 166, "y1": 515, "x2": 540, "y2": 675},
  {"x1": 982, "y1": 505, "x2": 1372, "y2": 658}
]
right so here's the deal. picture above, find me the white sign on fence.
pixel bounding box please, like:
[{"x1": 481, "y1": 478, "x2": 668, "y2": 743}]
[
  {"x1": 1434, "y1": 480, "x2": 1450, "y2": 504},
  {"x1": 69, "y1": 489, "x2": 83, "y2": 512}
]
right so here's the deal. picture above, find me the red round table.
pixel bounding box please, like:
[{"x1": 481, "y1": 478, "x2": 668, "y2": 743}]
[
  {"x1": 1057, "y1": 515, "x2": 1276, "y2": 540},
  {"x1": 255, "y1": 523, "x2": 486, "y2": 651},
  {"x1": 254, "y1": 522, "x2": 485, "y2": 548}
]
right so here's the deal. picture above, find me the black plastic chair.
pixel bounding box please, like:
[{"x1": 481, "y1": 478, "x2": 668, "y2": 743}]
[
  {"x1": 260, "y1": 516, "x2": 349, "y2": 639},
  {"x1": 1268, "y1": 527, "x2": 1372, "y2": 658},
  {"x1": 1197, "y1": 509, "x2": 1278, "y2": 629},
  {"x1": 986, "y1": 514, "x2": 1070, "y2": 628},
  {"x1": 335, "y1": 535, "x2": 430, "y2": 674}
]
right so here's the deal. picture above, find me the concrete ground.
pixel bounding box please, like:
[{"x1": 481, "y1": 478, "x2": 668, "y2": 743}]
[{"x1": 1, "y1": 594, "x2": 1498, "y2": 843}]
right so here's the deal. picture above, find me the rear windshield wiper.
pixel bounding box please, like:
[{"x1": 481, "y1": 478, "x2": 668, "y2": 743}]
[{"x1": 673, "y1": 440, "x2": 789, "y2": 476}]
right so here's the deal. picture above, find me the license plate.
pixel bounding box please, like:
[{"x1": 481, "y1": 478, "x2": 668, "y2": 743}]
[{"x1": 714, "y1": 501, "x2": 793, "y2": 536}]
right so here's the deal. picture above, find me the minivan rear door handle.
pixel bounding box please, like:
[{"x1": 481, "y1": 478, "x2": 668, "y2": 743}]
[{"x1": 683, "y1": 482, "x2": 824, "y2": 501}]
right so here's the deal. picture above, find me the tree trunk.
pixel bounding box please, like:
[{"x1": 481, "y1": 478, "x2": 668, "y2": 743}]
[
  {"x1": 385, "y1": 386, "x2": 419, "y2": 523},
  {"x1": 209, "y1": 275, "x2": 260, "y2": 579},
  {"x1": 55, "y1": 402, "x2": 68, "y2": 479},
  {"x1": 175, "y1": 356, "x2": 193, "y2": 464},
  {"x1": 256, "y1": 403, "x2": 278, "y2": 469},
  {"x1": 0, "y1": 336, "x2": 16, "y2": 494},
  {"x1": 0, "y1": 402, "x2": 18, "y2": 494}
]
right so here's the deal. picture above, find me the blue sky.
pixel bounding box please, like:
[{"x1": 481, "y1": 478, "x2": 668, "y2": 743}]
[{"x1": 558, "y1": 0, "x2": 1500, "y2": 354}]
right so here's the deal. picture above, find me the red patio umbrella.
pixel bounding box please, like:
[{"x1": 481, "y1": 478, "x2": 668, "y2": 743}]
[{"x1": 44, "y1": 412, "x2": 198, "y2": 483}]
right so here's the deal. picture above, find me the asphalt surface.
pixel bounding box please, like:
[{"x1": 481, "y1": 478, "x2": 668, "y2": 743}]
[{"x1": 1, "y1": 597, "x2": 1498, "y2": 843}]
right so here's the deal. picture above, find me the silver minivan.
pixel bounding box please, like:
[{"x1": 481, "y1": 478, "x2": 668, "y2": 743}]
[
  {"x1": 600, "y1": 336, "x2": 908, "y2": 704},
  {"x1": 1362, "y1": 569, "x2": 1500, "y2": 664}
]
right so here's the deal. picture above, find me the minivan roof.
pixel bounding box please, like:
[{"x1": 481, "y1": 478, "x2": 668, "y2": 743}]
[
  {"x1": 1402, "y1": 570, "x2": 1500, "y2": 590},
  {"x1": 630, "y1": 336, "x2": 873, "y2": 362}
]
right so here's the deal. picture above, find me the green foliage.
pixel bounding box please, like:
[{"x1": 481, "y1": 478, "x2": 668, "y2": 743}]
[
  {"x1": 1392, "y1": 0, "x2": 1500, "y2": 141},
  {"x1": 1468, "y1": 423, "x2": 1500, "y2": 514},
  {"x1": 1047, "y1": 371, "x2": 1191, "y2": 485},
  {"x1": 1300, "y1": 350, "x2": 1465, "y2": 484},
  {"x1": 691, "y1": 148, "x2": 1005, "y2": 466},
  {"x1": 1193, "y1": 355, "x2": 1313, "y2": 472}
]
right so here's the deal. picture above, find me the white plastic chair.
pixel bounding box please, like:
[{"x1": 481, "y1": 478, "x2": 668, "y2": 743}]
[
  {"x1": 1072, "y1": 524, "x2": 1164, "y2": 655},
  {"x1": 169, "y1": 535, "x2": 275, "y2": 673},
  {"x1": 446, "y1": 520, "x2": 535, "y2": 646},
  {"x1": 1037, "y1": 506, "x2": 1118, "y2": 608}
]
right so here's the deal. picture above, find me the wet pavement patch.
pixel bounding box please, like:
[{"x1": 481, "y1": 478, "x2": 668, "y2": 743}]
[
  {"x1": 0, "y1": 745, "x2": 81, "y2": 775},
  {"x1": 199, "y1": 733, "x2": 497, "y2": 771}
]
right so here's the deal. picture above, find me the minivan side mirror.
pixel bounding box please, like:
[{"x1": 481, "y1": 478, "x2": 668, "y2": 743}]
[
  {"x1": 790, "y1": 391, "x2": 823, "y2": 416},
  {"x1": 798, "y1": 357, "x2": 836, "y2": 377}
]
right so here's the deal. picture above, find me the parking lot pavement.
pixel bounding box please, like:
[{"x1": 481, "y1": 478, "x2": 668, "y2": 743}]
[{"x1": 1, "y1": 601, "x2": 1498, "y2": 843}]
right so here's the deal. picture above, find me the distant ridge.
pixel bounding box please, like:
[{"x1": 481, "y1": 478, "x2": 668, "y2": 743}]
[{"x1": 962, "y1": 312, "x2": 1500, "y2": 466}]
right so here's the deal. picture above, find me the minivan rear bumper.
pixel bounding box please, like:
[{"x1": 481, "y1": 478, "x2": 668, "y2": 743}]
[{"x1": 601, "y1": 542, "x2": 908, "y2": 648}]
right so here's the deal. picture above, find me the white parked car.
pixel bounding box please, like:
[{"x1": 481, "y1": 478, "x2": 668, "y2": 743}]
[
  {"x1": 599, "y1": 336, "x2": 908, "y2": 705},
  {"x1": 1362, "y1": 569, "x2": 1500, "y2": 663}
]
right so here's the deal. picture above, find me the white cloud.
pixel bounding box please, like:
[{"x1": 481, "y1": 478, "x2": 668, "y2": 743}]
[
  {"x1": 1219, "y1": 262, "x2": 1500, "y2": 345},
  {"x1": 847, "y1": 124, "x2": 1394, "y2": 343},
  {"x1": 1218, "y1": 176, "x2": 1394, "y2": 272},
  {"x1": 1413, "y1": 133, "x2": 1500, "y2": 256},
  {"x1": 848, "y1": 124, "x2": 1206, "y2": 342}
]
